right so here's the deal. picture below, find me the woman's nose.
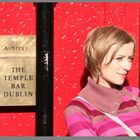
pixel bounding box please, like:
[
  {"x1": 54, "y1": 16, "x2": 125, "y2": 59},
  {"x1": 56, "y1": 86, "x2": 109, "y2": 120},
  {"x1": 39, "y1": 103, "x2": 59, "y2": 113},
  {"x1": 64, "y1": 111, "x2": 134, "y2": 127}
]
[{"x1": 121, "y1": 60, "x2": 132, "y2": 71}]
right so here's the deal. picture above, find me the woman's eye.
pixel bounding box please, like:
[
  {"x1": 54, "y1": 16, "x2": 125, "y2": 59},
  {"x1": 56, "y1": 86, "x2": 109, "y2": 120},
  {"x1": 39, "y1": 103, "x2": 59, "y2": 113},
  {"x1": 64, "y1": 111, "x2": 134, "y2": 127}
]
[
  {"x1": 128, "y1": 57, "x2": 134, "y2": 62},
  {"x1": 116, "y1": 57, "x2": 123, "y2": 61},
  {"x1": 115, "y1": 56, "x2": 134, "y2": 62}
]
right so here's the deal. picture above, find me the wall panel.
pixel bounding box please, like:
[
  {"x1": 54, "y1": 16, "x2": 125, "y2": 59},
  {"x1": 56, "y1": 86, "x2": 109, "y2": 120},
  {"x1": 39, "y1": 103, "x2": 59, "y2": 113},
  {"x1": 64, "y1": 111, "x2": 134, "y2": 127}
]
[
  {"x1": 0, "y1": 2, "x2": 35, "y2": 136},
  {"x1": 54, "y1": 2, "x2": 140, "y2": 136}
]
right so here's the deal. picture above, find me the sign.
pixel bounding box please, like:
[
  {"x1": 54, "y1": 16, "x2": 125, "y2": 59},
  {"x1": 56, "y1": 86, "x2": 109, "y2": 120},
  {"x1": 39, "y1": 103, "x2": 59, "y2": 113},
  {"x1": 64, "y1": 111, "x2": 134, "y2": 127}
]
[{"x1": 0, "y1": 36, "x2": 36, "y2": 106}]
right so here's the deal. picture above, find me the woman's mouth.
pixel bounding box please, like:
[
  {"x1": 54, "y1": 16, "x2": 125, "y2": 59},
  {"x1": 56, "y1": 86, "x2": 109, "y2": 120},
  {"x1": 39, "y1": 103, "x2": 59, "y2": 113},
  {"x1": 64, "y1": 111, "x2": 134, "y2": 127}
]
[{"x1": 118, "y1": 73, "x2": 127, "y2": 78}]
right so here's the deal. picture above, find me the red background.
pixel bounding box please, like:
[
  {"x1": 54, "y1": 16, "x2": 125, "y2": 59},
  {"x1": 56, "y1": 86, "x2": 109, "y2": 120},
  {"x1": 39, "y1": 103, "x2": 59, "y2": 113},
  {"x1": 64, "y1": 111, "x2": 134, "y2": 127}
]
[
  {"x1": 54, "y1": 2, "x2": 139, "y2": 136},
  {"x1": 0, "y1": 2, "x2": 139, "y2": 136},
  {"x1": 0, "y1": 2, "x2": 35, "y2": 136}
]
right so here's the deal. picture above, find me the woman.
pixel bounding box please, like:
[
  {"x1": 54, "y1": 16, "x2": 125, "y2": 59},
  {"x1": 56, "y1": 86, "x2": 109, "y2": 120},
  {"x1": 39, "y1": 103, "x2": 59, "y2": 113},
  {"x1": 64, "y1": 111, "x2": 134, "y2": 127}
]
[{"x1": 64, "y1": 25, "x2": 140, "y2": 136}]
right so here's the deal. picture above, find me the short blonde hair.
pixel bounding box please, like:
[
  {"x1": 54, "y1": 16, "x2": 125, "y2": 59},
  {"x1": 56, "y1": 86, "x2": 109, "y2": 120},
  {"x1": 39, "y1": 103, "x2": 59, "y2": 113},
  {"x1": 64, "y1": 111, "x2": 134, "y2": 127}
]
[{"x1": 84, "y1": 25, "x2": 135, "y2": 80}]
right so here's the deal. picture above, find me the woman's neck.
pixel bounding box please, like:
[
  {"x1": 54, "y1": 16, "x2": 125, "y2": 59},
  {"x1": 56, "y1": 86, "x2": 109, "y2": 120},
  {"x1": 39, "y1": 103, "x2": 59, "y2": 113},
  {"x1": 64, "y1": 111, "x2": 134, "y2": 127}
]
[{"x1": 92, "y1": 76, "x2": 123, "y2": 90}]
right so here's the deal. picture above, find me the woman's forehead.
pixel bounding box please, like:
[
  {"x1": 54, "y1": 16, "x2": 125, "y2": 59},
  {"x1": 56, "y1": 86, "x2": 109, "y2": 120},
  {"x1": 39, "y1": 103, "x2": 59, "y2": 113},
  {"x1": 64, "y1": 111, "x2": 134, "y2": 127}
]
[
  {"x1": 115, "y1": 43, "x2": 135, "y2": 56},
  {"x1": 106, "y1": 43, "x2": 134, "y2": 57}
]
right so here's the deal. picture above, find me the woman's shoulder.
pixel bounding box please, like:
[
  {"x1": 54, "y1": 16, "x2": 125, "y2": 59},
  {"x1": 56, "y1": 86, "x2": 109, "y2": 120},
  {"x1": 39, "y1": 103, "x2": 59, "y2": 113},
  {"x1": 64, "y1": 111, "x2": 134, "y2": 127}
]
[
  {"x1": 64, "y1": 96, "x2": 91, "y2": 113},
  {"x1": 64, "y1": 96, "x2": 94, "y2": 123},
  {"x1": 65, "y1": 94, "x2": 98, "y2": 112}
]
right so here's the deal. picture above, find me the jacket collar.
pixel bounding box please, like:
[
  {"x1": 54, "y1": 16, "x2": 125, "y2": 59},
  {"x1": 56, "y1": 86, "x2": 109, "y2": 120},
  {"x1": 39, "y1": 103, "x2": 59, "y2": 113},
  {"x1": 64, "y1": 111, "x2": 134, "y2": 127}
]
[{"x1": 78, "y1": 76, "x2": 136, "y2": 115}]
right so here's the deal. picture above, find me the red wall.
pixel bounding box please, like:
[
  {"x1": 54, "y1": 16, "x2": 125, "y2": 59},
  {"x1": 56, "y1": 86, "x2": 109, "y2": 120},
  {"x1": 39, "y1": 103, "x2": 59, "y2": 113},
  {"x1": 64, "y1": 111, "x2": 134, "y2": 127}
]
[
  {"x1": 0, "y1": 2, "x2": 139, "y2": 136},
  {"x1": 0, "y1": 2, "x2": 35, "y2": 136},
  {"x1": 54, "y1": 2, "x2": 139, "y2": 136}
]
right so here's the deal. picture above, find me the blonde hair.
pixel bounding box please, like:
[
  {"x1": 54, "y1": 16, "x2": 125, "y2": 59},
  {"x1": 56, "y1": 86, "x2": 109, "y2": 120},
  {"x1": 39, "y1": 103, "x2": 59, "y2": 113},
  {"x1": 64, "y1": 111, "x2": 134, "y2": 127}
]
[{"x1": 84, "y1": 25, "x2": 135, "y2": 81}]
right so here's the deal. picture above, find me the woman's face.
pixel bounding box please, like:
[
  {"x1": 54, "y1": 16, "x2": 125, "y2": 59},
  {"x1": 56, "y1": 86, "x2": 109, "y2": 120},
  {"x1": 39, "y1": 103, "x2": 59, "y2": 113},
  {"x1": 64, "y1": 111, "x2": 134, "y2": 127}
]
[{"x1": 99, "y1": 42, "x2": 135, "y2": 88}]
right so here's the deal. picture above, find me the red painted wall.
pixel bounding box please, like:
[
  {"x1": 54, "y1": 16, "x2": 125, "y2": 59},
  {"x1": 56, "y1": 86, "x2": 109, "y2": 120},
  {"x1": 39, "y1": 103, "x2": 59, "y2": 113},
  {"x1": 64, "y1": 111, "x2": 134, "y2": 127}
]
[
  {"x1": 0, "y1": 2, "x2": 139, "y2": 136},
  {"x1": 54, "y1": 2, "x2": 139, "y2": 136},
  {"x1": 0, "y1": 2, "x2": 35, "y2": 136}
]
